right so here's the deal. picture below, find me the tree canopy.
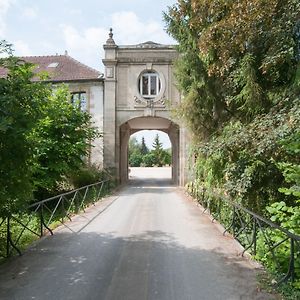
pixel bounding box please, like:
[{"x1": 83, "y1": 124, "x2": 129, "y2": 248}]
[
  {"x1": 164, "y1": 1, "x2": 300, "y2": 208},
  {"x1": 0, "y1": 41, "x2": 100, "y2": 216},
  {"x1": 164, "y1": 0, "x2": 300, "y2": 136},
  {"x1": 30, "y1": 86, "x2": 99, "y2": 198}
]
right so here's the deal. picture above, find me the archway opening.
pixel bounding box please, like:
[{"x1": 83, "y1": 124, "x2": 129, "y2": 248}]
[
  {"x1": 119, "y1": 117, "x2": 179, "y2": 185},
  {"x1": 128, "y1": 130, "x2": 172, "y2": 183}
]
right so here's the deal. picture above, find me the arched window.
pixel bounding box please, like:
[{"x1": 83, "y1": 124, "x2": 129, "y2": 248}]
[{"x1": 138, "y1": 71, "x2": 161, "y2": 98}]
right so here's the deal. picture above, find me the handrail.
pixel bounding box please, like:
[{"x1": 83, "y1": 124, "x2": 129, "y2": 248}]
[
  {"x1": 211, "y1": 190, "x2": 300, "y2": 242},
  {"x1": 0, "y1": 179, "x2": 110, "y2": 258},
  {"x1": 28, "y1": 180, "x2": 109, "y2": 207},
  {"x1": 189, "y1": 185, "x2": 300, "y2": 285}
]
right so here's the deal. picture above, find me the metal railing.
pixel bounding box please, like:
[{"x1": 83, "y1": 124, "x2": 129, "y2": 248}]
[
  {"x1": 0, "y1": 180, "x2": 110, "y2": 258},
  {"x1": 188, "y1": 184, "x2": 300, "y2": 285}
]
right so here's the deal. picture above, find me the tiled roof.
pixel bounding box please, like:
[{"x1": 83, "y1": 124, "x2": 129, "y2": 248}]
[
  {"x1": 0, "y1": 63, "x2": 7, "y2": 77},
  {"x1": 0, "y1": 53, "x2": 103, "y2": 82}
]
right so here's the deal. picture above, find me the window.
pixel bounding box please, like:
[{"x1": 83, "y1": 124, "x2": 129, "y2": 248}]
[
  {"x1": 71, "y1": 92, "x2": 87, "y2": 111},
  {"x1": 48, "y1": 62, "x2": 59, "y2": 68},
  {"x1": 139, "y1": 72, "x2": 161, "y2": 98}
]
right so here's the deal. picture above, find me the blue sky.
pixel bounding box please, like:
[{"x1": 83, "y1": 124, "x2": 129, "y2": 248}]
[
  {"x1": 1, "y1": 0, "x2": 175, "y2": 70},
  {"x1": 0, "y1": 0, "x2": 176, "y2": 148}
]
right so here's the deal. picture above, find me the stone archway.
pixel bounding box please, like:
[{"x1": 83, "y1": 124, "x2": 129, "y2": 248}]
[
  {"x1": 119, "y1": 117, "x2": 179, "y2": 184},
  {"x1": 102, "y1": 30, "x2": 189, "y2": 186}
]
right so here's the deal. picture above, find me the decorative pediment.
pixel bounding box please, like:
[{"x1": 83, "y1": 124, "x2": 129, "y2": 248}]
[{"x1": 136, "y1": 41, "x2": 163, "y2": 48}]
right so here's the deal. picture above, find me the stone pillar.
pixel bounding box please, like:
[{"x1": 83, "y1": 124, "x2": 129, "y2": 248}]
[
  {"x1": 102, "y1": 29, "x2": 118, "y2": 173},
  {"x1": 119, "y1": 123, "x2": 131, "y2": 183},
  {"x1": 169, "y1": 123, "x2": 179, "y2": 185}
]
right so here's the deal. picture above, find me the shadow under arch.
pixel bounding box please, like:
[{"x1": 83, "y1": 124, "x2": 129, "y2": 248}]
[{"x1": 119, "y1": 116, "x2": 180, "y2": 185}]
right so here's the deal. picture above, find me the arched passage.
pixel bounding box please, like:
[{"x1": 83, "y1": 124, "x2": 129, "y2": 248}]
[{"x1": 119, "y1": 117, "x2": 179, "y2": 184}]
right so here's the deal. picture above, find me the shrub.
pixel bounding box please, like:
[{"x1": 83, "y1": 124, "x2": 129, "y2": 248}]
[{"x1": 68, "y1": 165, "x2": 106, "y2": 188}]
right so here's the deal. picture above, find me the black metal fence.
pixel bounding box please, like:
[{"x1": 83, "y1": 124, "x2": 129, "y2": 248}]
[
  {"x1": 0, "y1": 180, "x2": 109, "y2": 258},
  {"x1": 188, "y1": 184, "x2": 300, "y2": 285}
]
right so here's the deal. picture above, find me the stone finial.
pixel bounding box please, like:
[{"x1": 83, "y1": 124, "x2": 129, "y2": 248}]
[
  {"x1": 109, "y1": 28, "x2": 113, "y2": 39},
  {"x1": 106, "y1": 28, "x2": 115, "y2": 45}
]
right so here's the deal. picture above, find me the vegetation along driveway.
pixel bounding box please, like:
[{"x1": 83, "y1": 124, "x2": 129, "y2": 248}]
[{"x1": 0, "y1": 168, "x2": 277, "y2": 299}]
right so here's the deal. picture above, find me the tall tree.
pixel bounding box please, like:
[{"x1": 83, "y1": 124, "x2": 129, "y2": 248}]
[
  {"x1": 152, "y1": 134, "x2": 163, "y2": 152},
  {"x1": 152, "y1": 134, "x2": 164, "y2": 167},
  {"x1": 164, "y1": 0, "x2": 300, "y2": 210},
  {"x1": 0, "y1": 41, "x2": 100, "y2": 215},
  {"x1": 140, "y1": 136, "x2": 149, "y2": 155},
  {"x1": 164, "y1": 0, "x2": 300, "y2": 137},
  {"x1": 30, "y1": 86, "x2": 100, "y2": 197},
  {"x1": 0, "y1": 42, "x2": 49, "y2": 215}
]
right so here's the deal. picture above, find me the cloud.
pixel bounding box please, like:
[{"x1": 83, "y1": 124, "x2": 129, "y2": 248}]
[
  {"x1": 111, "y1": 11, "x2": 172, "y2": 45},
  {"x1": 69, "y1": 9, "x2": 82, "y2": 16},
  {"x1": 62, "y1": 25, "x2": 107, "y2": 50},
  {"x1": 60, "y1": 11, "x2": 174, "y2": 71},
  {"x1": 22, "y1": 7, "x2": 38, "y2": 19},
  {"x1": 0, "y1": 0, "x2": 13, "y2": 37},
  {"x1": 14, "y1": 40, "x2": 32, "y2": 56},
  {"x1": 61, "y1": 24, "x2": 107, "y2": 71},
  {"x1": 0, "y1": 0, "x2": 11, "y2": 14}
]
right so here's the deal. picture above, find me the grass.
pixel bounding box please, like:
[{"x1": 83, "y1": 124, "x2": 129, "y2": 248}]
[
  {"x1": 0, "y1": 181, "x2": 114, "y2": 259},
  {"x1": 257, "y1": 272, "x2": 300, "y2": 300}
]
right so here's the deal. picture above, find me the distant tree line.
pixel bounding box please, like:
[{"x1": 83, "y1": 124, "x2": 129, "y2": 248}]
[{"x1": 128, "y1": 134, "x2": 171, "y2": 167}]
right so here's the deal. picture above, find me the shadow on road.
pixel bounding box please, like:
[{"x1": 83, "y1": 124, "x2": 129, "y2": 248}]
[
  {"x1": 129, "y1": 177, "x2": 174, "y2": 188},
  {"x1": 0, "y1": 166, "x2": 278, "y2": 300},
  {"x1": 0, "y1": 230, "x2": 275, "y2": 300}
]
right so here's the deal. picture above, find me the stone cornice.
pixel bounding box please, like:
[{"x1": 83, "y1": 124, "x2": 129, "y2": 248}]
[
  {"x1": 117, "y1": 58, "x2": 174, "y2": 64},
  {"x1": 102, "y1": 59, "x2": 118, "y2": 66}
]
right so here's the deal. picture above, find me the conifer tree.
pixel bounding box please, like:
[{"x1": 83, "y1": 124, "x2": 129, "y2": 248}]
[
  {"x1": 152, "y1": 134, "x2": 164, "y2": 167},
  {"x1": 140, "y1": 136, "x2": 149, "y2": 155}
]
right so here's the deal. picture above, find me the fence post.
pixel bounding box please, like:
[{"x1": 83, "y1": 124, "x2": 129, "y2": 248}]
[
  {"x1": 6, "y1": 216, "x2": 21, "y2": 257},
  {"x1": 6, "y1": 217, "x2": 9, "y2": 258},
  {"x1": 96, "y1": 182, "x2": 104, "y2": 203},
  {"x1": 40, "y1": 203, "x2": 53, "y2": 236},
  {"x1": 40, "y1": 204, "x2": 44, "y2": 237},
  {"x1": 80, "y1": 186, "x2": 89, "y2": 212},
  {"x1": 289, "y1": 238, "x2": 295, "y2": 282},
  {"x1": 224, "y1": 206, "x2": 236, "y2": 236},
  {"x1": 232, "y1": 207, "x2": 236, "y2": 237},
  {"x1": 61, "y1": 197, "x2": 65, "y2": 223},
  {"x1": 277, "y1": 238, "x2": 295, "y2": 284},
  {"x1": 92, "y1": 186, "x2": 97, "y2": 205},
  {"x1": 253, "y1": 219, "x2": 257, "y2": 255}
]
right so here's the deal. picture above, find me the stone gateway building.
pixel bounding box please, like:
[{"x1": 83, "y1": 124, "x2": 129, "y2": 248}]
[
  {"x1": 1, "y1": 30, "x2": 189, "y2": 185},
  {"x1": 102, "y1": 29, "x2": 188, "y2": 185}
]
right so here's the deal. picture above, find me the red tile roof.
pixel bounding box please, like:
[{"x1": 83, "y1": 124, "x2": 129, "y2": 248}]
[
  {"x1": 0, "y1": 54, "x2": 103, "y2": 82},
  {"x1": 0, "y1": 68, "x2": 7, "y2": 78}
]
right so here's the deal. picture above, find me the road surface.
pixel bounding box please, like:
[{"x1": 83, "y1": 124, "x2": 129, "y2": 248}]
[{"x1": 0, "y1": 167, "x2": 275, "y2": 299}]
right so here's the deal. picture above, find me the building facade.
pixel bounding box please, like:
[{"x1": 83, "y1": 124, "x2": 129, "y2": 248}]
[
  {"x1": 0, "y1": 53, "x2": 105, "y2": 168},
  {"x1": 0, "y1": 31, "x2": 189, "y2": 185},
  {"x1": 102, "y1": 30, "x2": 188, "y2": 185}
]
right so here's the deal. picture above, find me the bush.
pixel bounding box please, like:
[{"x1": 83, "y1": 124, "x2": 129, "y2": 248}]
[
  {"x1": 68, "y1": 165, "x2": 106, "y2": 188},
  {"x1": 129, "y1": 151, "x2": 143, "y2": 167},
  {"x1": 142, "y1": 153, "x2": 156, "y2": 167}
]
